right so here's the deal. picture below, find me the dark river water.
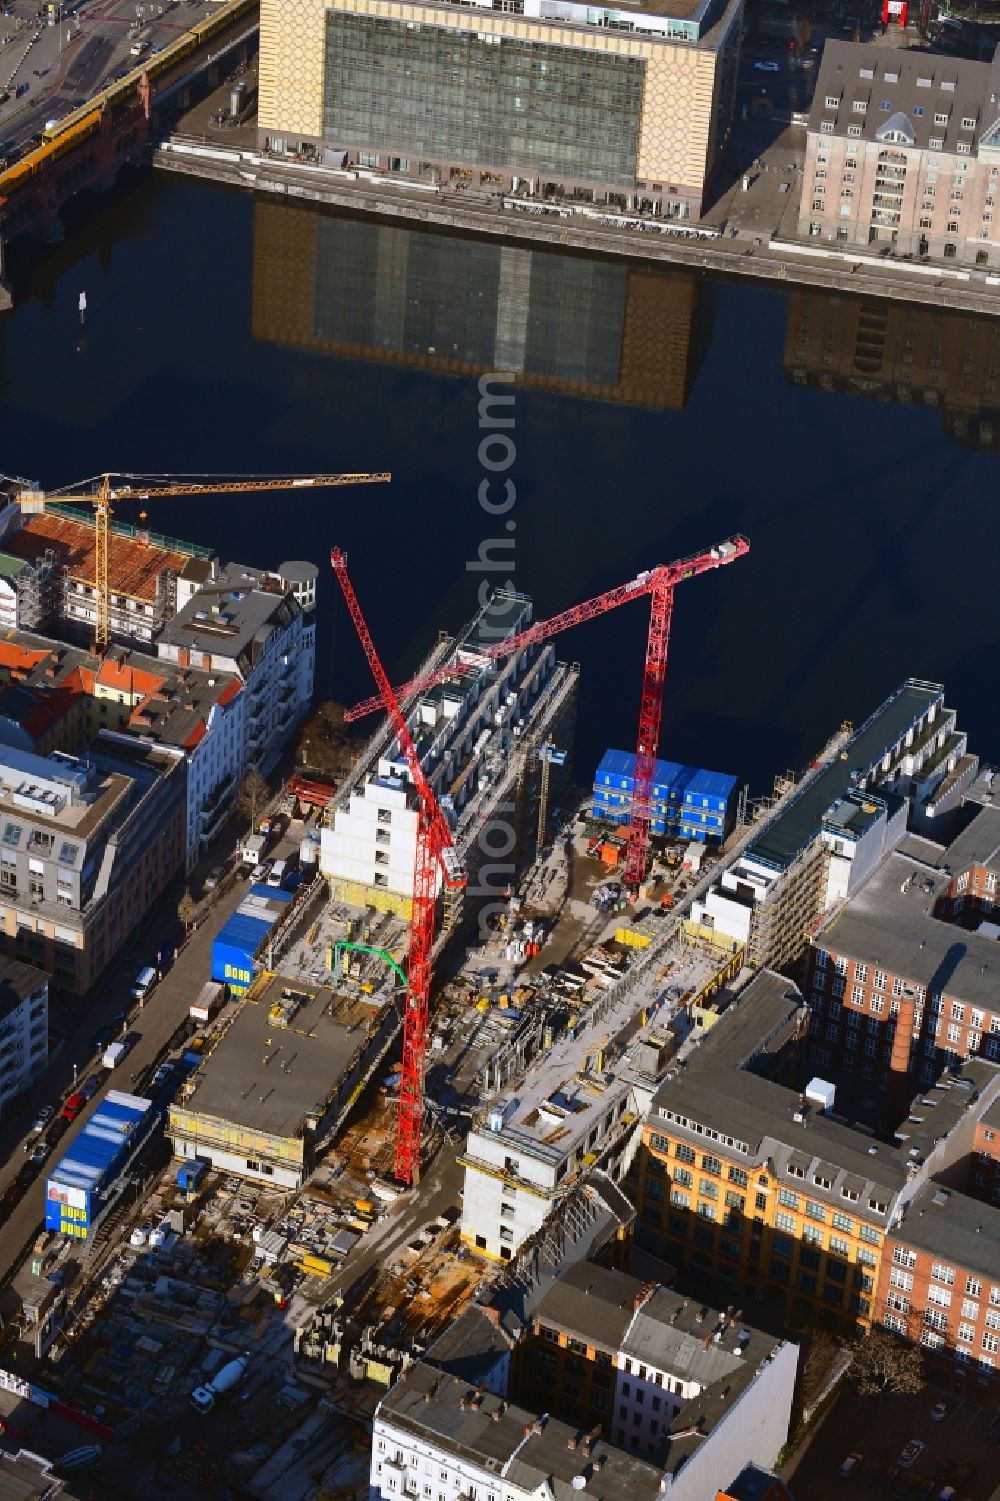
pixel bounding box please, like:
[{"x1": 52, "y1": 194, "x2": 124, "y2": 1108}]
[{"x1": 1, "y1": 170, "x2": 996, "y2": 792}]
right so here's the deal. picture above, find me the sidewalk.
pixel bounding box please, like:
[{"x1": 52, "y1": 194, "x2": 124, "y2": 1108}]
[{"x1": 154, "y1": 135, "x2": 1000, "y2": 315}]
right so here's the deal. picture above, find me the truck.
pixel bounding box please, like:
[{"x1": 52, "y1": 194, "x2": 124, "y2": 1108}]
[
  {"x1": 102, "y1": 1040, "x2": 129, "y2": 1070},
  {"x1": 240, "y1": 833, "x2": 267, "y2": 873},
  {"x1": 190, "y1": 1351, "x2": 250, "y2": 1414},
  {"x1": 190, "y1": 981, "x2": 224, "y2": 1023}
]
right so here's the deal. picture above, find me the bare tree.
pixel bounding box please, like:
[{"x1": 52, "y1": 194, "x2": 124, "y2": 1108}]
[
  {"x1": 235, "y1": 768, "x2": 269, "y2": 829},
  {"x1": 799, "y1": 1330, "x2": 838, "y2": 1410},
  {"x1": 177, "y1": 889, "x2": 198, "y2": 933},
  {"x1": 296, "y1": 700, "x2": 357, "y2": 780},
  {"x1": 851, "y1": 1329, "x2": 924, "y2": 1398}
]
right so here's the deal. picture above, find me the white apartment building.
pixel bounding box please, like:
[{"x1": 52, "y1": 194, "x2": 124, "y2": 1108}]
[
  {"x1": 0, "y1": 954, "x2": 48, "y2": 1113},
  {"x1": 690, "y1": 678, "x2": 966, "y2": 969},
  {"x1": 322, "y1": 588, "x2": 577, "y2": 915},
  {"x1": 156, "y1": 561, "x2": 315, "y2": 780}
]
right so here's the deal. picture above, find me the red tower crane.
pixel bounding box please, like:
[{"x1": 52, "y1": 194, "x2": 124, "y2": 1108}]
[
  {"x1": 344, "y1": 535, "x2": 749, "y2": 889},
  {"x1": 330, "y1": 548, "x2": 466, "y2": 1187}
]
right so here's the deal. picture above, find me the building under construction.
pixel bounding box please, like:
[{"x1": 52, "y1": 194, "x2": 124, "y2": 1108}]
[
  {"x1": 690, "y1": 679, "x2": 969, "y2": 972},
  {"x1": 320, "y1": 588, "x2": 578, "y2": 922},
  {"x1": 0, "y1": 490, "x2": 215, "y2": 648}
]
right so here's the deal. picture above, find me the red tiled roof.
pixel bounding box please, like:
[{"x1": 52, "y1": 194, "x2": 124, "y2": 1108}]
[{"x1": 5, "y1": 513, "x2": 189, "y2": 602}]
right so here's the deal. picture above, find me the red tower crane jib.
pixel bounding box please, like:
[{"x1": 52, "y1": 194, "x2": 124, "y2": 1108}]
[{"x1": 343, "y1": 536, "x2": 748, "y2": 889}]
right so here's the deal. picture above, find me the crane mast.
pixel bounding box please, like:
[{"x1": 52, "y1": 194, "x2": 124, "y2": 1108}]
[
  {"x1": 330, "y1": 548, "x2": 465, "y2": 1187},
  {"x1": 345, "y1": 536, "x2": 749, "y2": 889}
]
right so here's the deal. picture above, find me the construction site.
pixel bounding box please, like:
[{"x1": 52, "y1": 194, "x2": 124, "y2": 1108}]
[{"x1": 0, "y1": 529, "x2": 798, "y2": 1497}]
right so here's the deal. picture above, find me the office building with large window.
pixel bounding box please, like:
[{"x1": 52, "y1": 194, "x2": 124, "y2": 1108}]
[{"x1": 259, "y1": 0, "x2": 743, "y2": 220}]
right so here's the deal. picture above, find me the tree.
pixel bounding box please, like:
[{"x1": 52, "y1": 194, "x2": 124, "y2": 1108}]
[
  {"x1": 850, "y1": 1328, "x2": 924, "y2": 1398},
  {"x1": 799, "y1": 1330, "x2": 838, "y2": 1411},
  {"x1": 235, "y1": 768, "x2": 268, "y2": 828},
  {"x1": 177, "y1": 889, "x2": 198, "y2": 932},
  {"x1": 296, "y1": 700, "x2": 357, "y2": 780}
]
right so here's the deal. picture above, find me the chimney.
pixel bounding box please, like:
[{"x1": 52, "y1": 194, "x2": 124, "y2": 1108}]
[{"x1": 885, "y1": 989, "x2": 917, "y2": 1129}]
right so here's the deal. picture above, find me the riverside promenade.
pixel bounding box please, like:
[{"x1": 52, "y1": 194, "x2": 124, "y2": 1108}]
[{"x1": 154, "y1": 130, "x2": 1000, "y2": 318}]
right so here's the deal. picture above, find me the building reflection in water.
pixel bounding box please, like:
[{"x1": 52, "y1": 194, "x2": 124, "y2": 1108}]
[
  {"x1": 251, "y1": 201, "x2": 710, "y2": 412},
  {"x1": 783, "y1": 289, "x2": 1000, "y2": 451}
]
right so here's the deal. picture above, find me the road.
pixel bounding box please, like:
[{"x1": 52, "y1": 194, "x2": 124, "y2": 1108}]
[
  {"x1": 0, "y1": 823, "x2": 303, "y2": 1286},
  {"x1": 0, "y1": 0, "x2": 219, "y2": 155}
]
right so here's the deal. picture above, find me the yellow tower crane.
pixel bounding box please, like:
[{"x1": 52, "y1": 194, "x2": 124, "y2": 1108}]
[{"x1": 15, "y1": 470, "x2": 391, "y2": 653}]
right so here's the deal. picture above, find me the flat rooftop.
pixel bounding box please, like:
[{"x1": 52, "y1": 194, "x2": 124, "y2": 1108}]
[
  {"x1": 818, "y1": 846, "x2": 1000, "y2": 1010},
  {"x1": 157, "y1": 562, "x2": 297, "y2": 665},
  {"x1": 181, "y1": 975, "x2": 389, "y2": 1139},
  {"x1": 749, "y1": 679, "x2": 942, "y2": 870},
  {"x1": 937, "y1": 803, "x2": 1000, "y2": 874},
  {"x1": 4, "y1": 511, "x2": 190, "y2": 602},
  {"x1": 651, "y1": 971, "x2": 908, "y2": 1210},
  {"x1": 894, "y1": 1182, "x2": 1000, "y2": 1282}
]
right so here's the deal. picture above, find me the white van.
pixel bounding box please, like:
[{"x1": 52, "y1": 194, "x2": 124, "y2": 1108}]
[
  {"x1": 266, "y1": 858, "x2": 287, "y2": 888},
  {"x1": 131, "y1": 965, "x2": 156, "y2": 1001}
]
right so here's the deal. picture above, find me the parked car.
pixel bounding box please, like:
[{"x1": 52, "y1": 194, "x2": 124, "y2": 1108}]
[
  {"x1": 25, "y1": 1146, "x2": 47, "y2": 1173},
  {"x1": 15, "y1": 1162, "x2": 38, "y2": 1187},
  {"x1": 930, "y1": 1399, "x2": 950, "y2": 1421},
  {"x1": 841, "y1": 1452, "x2": 863, "y2": 1478},
  {"x1": 60, "y1": 1091, "x2": 85, "y2": 1122},
  {"x1": 90, "y1": 1025, "x2": 113, "y2": 1054},
  {"x1": 81, "y1": 1074, "x2": 103, "y2": 1101},
  {"x1": 897, "y1": 1440, "x2": 925, "y2": 1470},
  {"x1": 29, "y1": 1105, "x2": 54, "y2": 1134},
  {"x1": 0, "y1": 1182, "x2": 25, "y2": 1213},
  {"x1": 754, "y1": 59, "x2": 780, "y2": 71},
  {"x1": 47, "y1": 1116, "x2": 69, "y2": 1146},
  {"x1": 204, "y1": 864, "x2": 226, "y2": 891}
]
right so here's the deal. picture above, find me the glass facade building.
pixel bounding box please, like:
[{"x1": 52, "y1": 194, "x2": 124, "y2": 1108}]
[{"x1": 322, "y1": 14, "x2": 645, "y2": 186}]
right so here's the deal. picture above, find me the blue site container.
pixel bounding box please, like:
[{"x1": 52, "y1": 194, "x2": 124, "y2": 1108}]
[
  {"x1": 46, "y1": 1091, "x2": 155, "y2": 1239},
  {"x1": 210, "y1": 885, "x2": 294, "y2": 990},
  {"x1": 592, "y1": 749, "x2": 737, "y2": 842},
  {"x1": 177, "y1": 1157, "x2": 209, "y2": 1192}
]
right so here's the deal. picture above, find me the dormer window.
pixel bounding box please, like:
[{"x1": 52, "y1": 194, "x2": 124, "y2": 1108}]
[
  {"x1": 930, "y1": 137, "x2": 944, "y2": 149},
  {"x1": 961, "y1": 117, "x2": 976, "y2": 130},
  {"x1": 913, "y1": 105, "x2": 924, "y2": 116},
  {"x1": 884, "y1": 70, "x2": 898, "y2": 82},
  {"x1": 942, "y1": 80, "x2": 955, "y2": 91},
  {"x1": 848, "y1": 125, "x2": 863, "y2": 137},
  {"x1": 916, "y1": 76, "x2": 931, "y2": 87},
  {"x1": 814, "y1": 1173, "x2": 833, "y2": 1189},
  {"x1": 860, "y1": 66, "x2": 874, "y2": 78},
  {"x1": 957, "y1": 141, "x2": 971, "y2": 154},
  {"x1": 880, "y1": 100, "x2": 892, "y2": 111},
  {"x1": 853, "y1": 100, "x2": 867, "y2": 113},
  {"x1": 825, "y1": 95, "x2": 839, "y2": 108}
]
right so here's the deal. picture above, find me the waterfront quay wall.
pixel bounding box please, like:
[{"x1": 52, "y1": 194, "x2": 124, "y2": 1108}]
[{"x1": 153, "y1": 138, "x2": 1000, "y2": 318}]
